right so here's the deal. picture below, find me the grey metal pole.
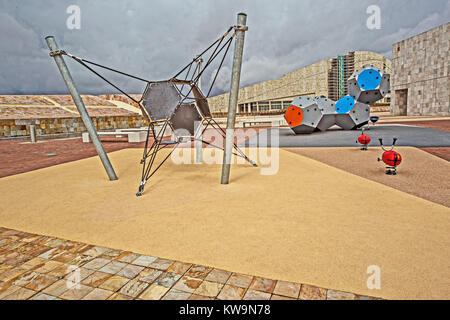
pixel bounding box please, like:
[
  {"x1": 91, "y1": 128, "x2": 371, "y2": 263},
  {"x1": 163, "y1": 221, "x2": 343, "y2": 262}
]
[
  {"x1": 29, "y1": 124, "x2": 37, "y2": 143},
  {"x1": 45, "y1": 36, "x2": 118, "y2": 181},
  {"x1": 196, "y1": 57, "x2": 203, "y2": 91},
  {"x1": 195, "y1": 57, "x2": 203, "y2": 164},
  {"x1": 221, "y1": 13, "x2": 247, "y2": 184}
]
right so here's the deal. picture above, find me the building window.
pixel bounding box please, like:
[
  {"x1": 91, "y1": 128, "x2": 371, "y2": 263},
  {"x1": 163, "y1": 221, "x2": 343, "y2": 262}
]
[
  {"x1": 271, "y1": 101, "x2": 282, "y2": 110},
  {"x1": 258, "y1": 102, "x2": 270, "y2": 111},
  {"x1": 250, "y1": 102, "x2": 258, "y2": 112},
  {"x1": 282, "y1": 101, "x2": 292, "y2": 109}
]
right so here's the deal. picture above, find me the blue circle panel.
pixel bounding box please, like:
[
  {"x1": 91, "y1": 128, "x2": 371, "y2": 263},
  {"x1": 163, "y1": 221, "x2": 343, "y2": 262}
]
[
  {"x1": 335, "y1": 96, "x2": 355, "y2": 114},
  {"x1": 357, "y1": 69, "x2": 382, "y2": 91}
]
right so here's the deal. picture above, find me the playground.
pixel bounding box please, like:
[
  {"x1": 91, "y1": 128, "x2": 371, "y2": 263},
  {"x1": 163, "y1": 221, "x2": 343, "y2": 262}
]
[
  {"x1": 0, "y1": 7, "x2": 449, "y2": 303},
  {"x1": 0, "y1": 120, "x2": 449, "y2": 300}
]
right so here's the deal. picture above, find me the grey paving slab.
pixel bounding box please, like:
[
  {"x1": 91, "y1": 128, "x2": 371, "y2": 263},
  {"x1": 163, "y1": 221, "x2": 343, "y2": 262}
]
[{"x1": 242, "y1": 125, "x2": 450, "y2": 148}]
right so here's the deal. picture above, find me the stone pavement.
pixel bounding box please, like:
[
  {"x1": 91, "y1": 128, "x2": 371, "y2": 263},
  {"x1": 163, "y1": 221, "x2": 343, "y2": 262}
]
[
  {"x1": 244, "y1": 125, "x2": 450, "y2": 148},
  {"x1": 0, "y1": 128, "x2": 265, "y2": 178},
  {"x1": 0, "y1": 227, "x2": 381, "y2": 300}
]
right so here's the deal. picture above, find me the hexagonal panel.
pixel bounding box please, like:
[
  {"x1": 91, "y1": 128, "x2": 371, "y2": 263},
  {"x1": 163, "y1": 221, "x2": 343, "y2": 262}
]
[
  {"x1": 287, "y1": 96, "x2": 322, "y2": 134},
  {"x1": 357, "y1": 68, "x2": 382, "y2": 90},
  {"x1": 334, "y1": 96, "x2": 367, "y2": 130},
  {"x1": 314, "y1": 96, "x2": 336, "y2": 114},
  {"x1": 190, "y1": 84, "x2": 212, "y2": 118},
  {"x1": 348, "y1": 64, "x2": 390, "y2": 104},
  {"x1": 335, "y1": 100, "x2": 370, "y2": 130},
  {"x1": 335, "y1": 114, "x2": 356, "y2": 130},
  {"x1": 291, "y1": 96, "x2": 316, "y2": 109},
  {"x1": 316, "y1": 114, "x2": 336, "y2": 132},
  {"x1": 169, "y1": 103, "x2": 202, "y2": 137},
  {"x1": 142, "y1": 81, "x2": 181, "y2": 121},
  {"x1": 335, "y1": 96, "x2": 356, "y2": 114},
  {"x1": 379, "y1": 73, "x2": 390, "y2": 96},
  {"x1": 291, "y1": 104, "x2": 322, "y2": 134},
  {"x1": 284, "y1": 105, "x2": 303, "y2": 128},
  {"x1": 349, "y1": 102, "x2": 370, "y2": 128},
  {"x1": 314, "y1": 96, "x2": 336, "y2": 131}
]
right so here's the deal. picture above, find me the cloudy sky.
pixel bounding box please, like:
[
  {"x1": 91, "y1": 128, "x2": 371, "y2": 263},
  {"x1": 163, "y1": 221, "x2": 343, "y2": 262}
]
[{"x1": 0, "y1": 0, "x2": 448, "y2": 96}]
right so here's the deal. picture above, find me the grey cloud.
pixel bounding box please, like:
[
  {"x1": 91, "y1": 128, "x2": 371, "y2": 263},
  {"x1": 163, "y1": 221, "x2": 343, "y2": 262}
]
[{"x1": 0, "y1": 0, "x2": 448, "y2": 96}]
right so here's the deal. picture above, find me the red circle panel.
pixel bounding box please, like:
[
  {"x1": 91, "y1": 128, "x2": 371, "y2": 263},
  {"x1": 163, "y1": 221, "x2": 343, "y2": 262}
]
[{"x1": 284, "y1": 106, "x2": 303, "y2": 128}]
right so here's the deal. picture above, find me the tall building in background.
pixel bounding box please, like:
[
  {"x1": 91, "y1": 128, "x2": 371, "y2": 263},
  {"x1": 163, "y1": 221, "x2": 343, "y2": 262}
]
[{"x1": 391, "y1": 22, "x2": 449, "y2": 116}]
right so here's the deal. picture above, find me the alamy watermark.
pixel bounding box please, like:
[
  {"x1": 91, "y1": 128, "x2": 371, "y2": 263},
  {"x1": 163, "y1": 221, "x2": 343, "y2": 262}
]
[
  {"x1": 366, "y1": 265, "x2": 381, "y2": 290},
  {"x1": 366, "y1": 5, "x2": 381, "y2": 30},
  {"x1": 170, "y1": 124, "x2": 280, "y2": 176},
  {"x1": 66, "y1": 5, "x2": 81, "y2": 30}
]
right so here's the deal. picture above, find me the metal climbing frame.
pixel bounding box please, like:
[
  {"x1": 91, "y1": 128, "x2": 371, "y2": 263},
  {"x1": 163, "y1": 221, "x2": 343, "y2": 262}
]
[
  {"x1": 136, "y1": 79, "x2": 256, "y2": 196},
  {"x1": 52, "y1": 25, "x2": 257, "y2": 196}
]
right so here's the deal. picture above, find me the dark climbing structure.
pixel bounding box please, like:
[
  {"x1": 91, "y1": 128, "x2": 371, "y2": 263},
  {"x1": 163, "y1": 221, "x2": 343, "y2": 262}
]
[{"x1": 50, "y1": 26, "x2": 256, "y2": 196}]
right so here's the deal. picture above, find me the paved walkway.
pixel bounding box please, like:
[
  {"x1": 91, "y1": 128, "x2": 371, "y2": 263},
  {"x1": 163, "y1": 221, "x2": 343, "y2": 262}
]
[
  {"x1": 243, "y1": 125, "x2": 450, "y2": 148},
  {"x1": 0, "y1": 128, "x2": 263, "y2": 178},
  {"x1": 0, "y1": 227, "x2": 380, "y2": 300}
]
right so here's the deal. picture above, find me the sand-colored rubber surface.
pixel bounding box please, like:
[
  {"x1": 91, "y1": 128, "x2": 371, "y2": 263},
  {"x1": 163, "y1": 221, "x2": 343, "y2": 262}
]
[
  {"x1": 0, "y1": 148, "x2": 449, "y2": 299},
  {"x1": 286, "y1": 147, "x2": 450, "y2": 207}
]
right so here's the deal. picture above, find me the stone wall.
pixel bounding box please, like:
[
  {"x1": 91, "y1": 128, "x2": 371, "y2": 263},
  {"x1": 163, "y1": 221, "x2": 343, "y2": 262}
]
[
  {"x1": 0, "y1": 116, "x2": 146, "y2": 137},
  {"x1": 0, "y1": 94, "x2": 146, "y2": 138},
  {"x1": 391, "y1": 22, "x2": 449, "y2": 116}
]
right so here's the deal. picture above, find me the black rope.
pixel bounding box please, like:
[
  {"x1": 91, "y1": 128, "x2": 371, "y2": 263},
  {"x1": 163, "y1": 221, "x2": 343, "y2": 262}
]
[
  {"x1": 172, "y1": 39, "x2": 222, "y2": 79},
  {"x1": 192, "y1": 35, "x2": 234, "y2": 86},
  {"x1": 78, "y1": 57, "x2": 152, "y2": 83},
  {"x1": 174, "y1": 32, "x2": 227, "y2": 98},
  {"x1": 192, "y1": 34, "x2": 226, "y2": 83},
  {"x1": 172, "y1": 26, "x2": 233, "y2": 79},
  {"x1": 180, "y1": 62, "x2": 193, "y2": 93},
  {"x1": 206, "y1": 35, "x2": 234, "y2": 97},
  {"x1": 59, "y1": 26, "x2": 235, "y2": 110},
  {"x1": 69, "y1": 56, "x2": 142, "y2": 105},
  {"x1": 178, "y1": 35, "x2": 235, "y2": 105}
]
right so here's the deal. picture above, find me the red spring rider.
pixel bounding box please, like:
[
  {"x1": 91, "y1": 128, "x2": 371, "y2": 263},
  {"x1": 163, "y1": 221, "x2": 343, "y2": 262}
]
[
  {"x1": 357, "y1": 128, "x2": 371, "y2": 151},
  {"x1": 378, "y1": 138, "x2": 402, "y2": 175}
]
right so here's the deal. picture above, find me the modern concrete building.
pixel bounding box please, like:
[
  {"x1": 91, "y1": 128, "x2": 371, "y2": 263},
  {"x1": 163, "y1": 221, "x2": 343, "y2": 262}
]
[
  {"x1": 207, "y1": 51, "x2": 391, "y2": 113},
  {"x1": 391, "y1": 22, "x2": 449, "y2": 116}
]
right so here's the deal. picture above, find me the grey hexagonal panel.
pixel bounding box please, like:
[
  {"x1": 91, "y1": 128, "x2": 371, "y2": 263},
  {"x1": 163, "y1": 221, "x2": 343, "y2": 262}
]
[
  {"x1": 169, "y1": 103, "x2": 202, "y2": 137},
  {"x1": 314, "y1": 96, "x2": 336, "y2": 114},
  {"x1": 348, "y1": 64, "x2": 390, "y2": 105},
  {"x1": 314, "y1": 96, "x2": 336, "y2": 131},
  {"x1": 291, "y1": 96, "x2": 316, "y2": 109},
  {"x1": 191, "y1": 84, "x2": 212, "y2": 118},
  {"x1": 335, "y1": 114, "x2": 356, "y2": 130},
  {"x1": 335, "y1": 102, "x2": 370, "y2": 130},
  {"x1": 349, "y1": 102, "x2": 370, "y2": 128},
  {"x1": 291, "y1": 103, "x2": 322, "y2": 134},
  {"x1": 316, "y1": 114, "x2": 336, "y2": 132},
  {"x1": 379, "y1": 73, "x2": 390, "y2": 96},
  {"x1": 356, "y1": 90, "x2": 383, "y2": 105},
  {"x1": 142, "y1": 81, "x2": 181, "y2": 121}
]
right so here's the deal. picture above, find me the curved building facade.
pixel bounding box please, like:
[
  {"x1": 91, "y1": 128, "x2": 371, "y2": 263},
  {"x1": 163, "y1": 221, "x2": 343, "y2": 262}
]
[{"x1": 207, "y1": 51, "x2": 391, "y2": 113}]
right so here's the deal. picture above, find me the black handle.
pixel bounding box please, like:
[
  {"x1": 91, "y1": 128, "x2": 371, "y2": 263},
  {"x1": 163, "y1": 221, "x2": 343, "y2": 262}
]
[
  {"x1": 378, "y1": 138, "x2": 383, "y2": 145},
  {"x1": 392, "y1": 138, "x2": 398, "y2": 145}
]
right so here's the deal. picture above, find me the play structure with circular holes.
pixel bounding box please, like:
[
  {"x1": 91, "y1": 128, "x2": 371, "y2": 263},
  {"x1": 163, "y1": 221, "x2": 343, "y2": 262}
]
[{"x1": 285, "y1": 64, "x2": 390, "y2": 134}]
